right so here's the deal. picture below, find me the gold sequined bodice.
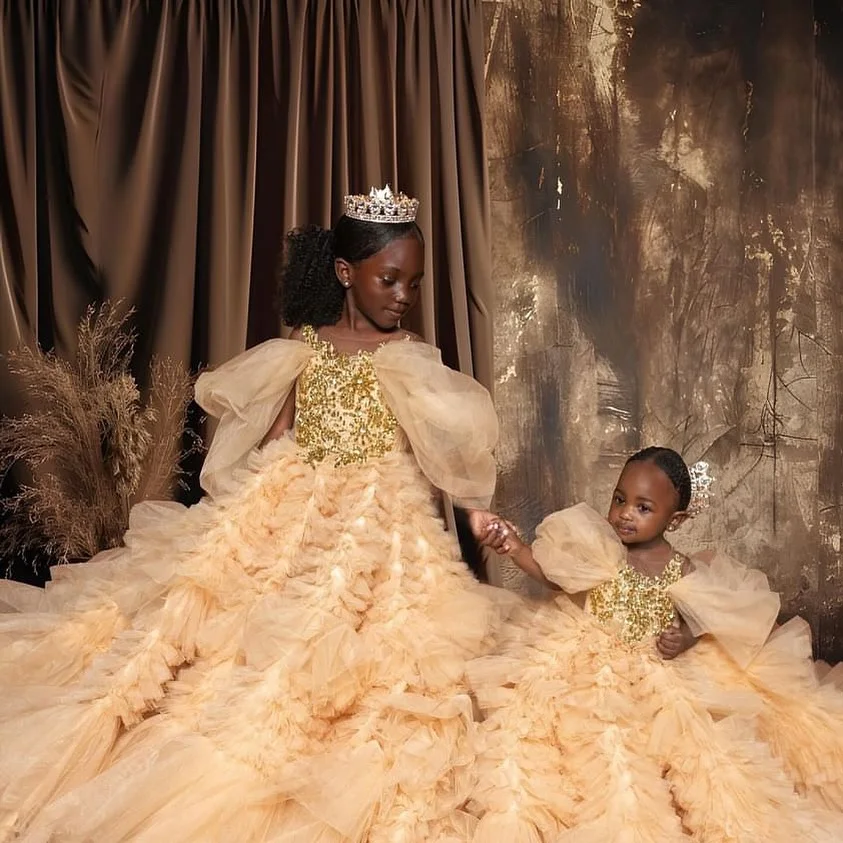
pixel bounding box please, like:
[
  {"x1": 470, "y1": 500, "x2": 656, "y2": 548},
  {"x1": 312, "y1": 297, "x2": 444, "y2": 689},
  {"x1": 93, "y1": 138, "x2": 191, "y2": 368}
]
[
  {"x1": 588, "y1": 555, "x2": 684, "y2": 643},
  {"x1": 295, "y1": 325, "x2": 399, "y2": 466}
]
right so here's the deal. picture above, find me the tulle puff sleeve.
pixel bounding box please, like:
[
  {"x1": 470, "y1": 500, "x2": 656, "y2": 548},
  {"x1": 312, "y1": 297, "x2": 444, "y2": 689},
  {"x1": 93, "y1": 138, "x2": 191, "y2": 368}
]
[
  {"x1": 195, "y1": 339, "x2": 314, "y2": 498},
  {"x1": 667, "y1": 552, "x2": 781, "y2": 669},
  {"x1": 531, "y1": 503, "x2": 626, "y2": 593},
  {"x1": 374, "y1": 341, "x2": 498, "y2": 509}
]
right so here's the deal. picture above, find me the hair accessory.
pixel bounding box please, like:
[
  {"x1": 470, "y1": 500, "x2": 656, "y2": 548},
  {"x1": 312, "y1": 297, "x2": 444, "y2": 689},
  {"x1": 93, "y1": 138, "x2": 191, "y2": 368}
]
[
  {"x1": 687, "y1": 461, "x2": 714, "y2": 517},
  {"x1": 344, "y1": 184, "x2": 419, "y2": 224}
]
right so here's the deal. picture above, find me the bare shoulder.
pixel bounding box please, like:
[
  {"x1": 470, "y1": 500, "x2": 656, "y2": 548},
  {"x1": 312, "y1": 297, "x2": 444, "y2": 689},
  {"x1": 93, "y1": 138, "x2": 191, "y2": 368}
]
[
  {"x1": 288, "y1": 326, "x2": 305, "y2": 341},
  {"x1": 399, "y1": 330, "x2": 426, "y2": 344}
]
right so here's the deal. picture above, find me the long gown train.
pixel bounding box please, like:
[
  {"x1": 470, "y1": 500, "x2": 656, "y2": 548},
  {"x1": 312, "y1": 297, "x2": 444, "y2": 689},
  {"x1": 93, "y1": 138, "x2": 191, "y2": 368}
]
[
  {"x1": 466, "y1": 504, "x2": 843, "y2": 842},
  {"x1": 0, "y1": 330, "x2": 514, "y2": 842}
]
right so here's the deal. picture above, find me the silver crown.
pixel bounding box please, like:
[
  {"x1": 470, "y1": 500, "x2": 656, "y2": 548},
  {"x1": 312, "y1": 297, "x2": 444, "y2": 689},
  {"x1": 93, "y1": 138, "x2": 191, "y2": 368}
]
[
  {"x1": 343, "y1": 185, "x2": 419, "y2": 224},
  {"x1": 687, "y1": 461, "x2": 714, "y2": 517}
]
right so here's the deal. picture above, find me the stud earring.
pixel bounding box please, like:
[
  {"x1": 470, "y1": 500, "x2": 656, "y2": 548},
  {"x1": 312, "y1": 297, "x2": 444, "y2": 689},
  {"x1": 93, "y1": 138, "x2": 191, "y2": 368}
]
[{"x1": 667, "y1": 523, "x2": 677, "y2": 533}]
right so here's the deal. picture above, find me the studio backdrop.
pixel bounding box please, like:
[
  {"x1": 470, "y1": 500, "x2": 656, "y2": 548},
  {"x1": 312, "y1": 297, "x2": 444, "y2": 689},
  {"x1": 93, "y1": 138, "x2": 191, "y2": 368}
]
[{"x1": 0, "y1": 0, "x2": 492, "y2": 391}]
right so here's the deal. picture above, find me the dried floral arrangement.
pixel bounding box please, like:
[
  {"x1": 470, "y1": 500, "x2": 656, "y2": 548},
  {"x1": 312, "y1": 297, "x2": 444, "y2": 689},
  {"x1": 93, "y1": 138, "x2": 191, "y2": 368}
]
[{"x1": 0, "y1": 301, "x2": 200, "y2": 570}]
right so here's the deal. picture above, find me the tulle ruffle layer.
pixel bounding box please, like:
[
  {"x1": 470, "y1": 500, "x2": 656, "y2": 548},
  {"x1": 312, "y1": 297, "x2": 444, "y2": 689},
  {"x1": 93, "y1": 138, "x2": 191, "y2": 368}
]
[
  {"x1": 467, "y1": 595, "x2": 843, "y2": 842},
  {"x1": 0, "y1": 438, "x2": 515, "y2": 842}
]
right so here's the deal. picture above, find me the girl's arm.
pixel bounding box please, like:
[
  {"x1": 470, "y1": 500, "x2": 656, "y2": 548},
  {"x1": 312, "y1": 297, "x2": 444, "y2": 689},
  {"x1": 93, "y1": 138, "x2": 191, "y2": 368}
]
[
  {"x1": 508, "y1": 541, "x2": 562, "y2": 591},
  {"x1": 657, "y1": 554, "x2": 698, "y2": 659},
  {"x1": 260, "y1": 326, "x2": 303, "y2": 447},
  {"x1": 475, "y1": 515, "x2": 561, "y2": 591},
  {"x1": 260, "y1": 389, "x2": 295, "y2": 446}
]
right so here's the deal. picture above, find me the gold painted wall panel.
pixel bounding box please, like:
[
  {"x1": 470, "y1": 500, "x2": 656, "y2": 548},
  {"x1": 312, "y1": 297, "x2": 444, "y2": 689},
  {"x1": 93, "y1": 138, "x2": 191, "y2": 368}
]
[{"x1": 485, "y1": 0, "x2": 843, "y2": 660}]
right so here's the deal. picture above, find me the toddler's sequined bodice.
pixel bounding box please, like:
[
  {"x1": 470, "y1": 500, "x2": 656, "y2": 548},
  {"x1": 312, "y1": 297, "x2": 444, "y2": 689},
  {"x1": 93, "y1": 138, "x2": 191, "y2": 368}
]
[
  {"x1": 588, "y1": 555, "x2": 684, "y2": 643},
  {"x1": 295, "y1": 325, "x2": 399, "y2": 466}
]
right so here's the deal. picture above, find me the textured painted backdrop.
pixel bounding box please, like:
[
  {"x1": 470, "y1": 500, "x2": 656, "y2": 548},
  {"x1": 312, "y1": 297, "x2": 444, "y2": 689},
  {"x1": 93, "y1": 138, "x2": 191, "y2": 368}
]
[{"x1": 484, "y1": 0, "x2": 843, "y2": 661}]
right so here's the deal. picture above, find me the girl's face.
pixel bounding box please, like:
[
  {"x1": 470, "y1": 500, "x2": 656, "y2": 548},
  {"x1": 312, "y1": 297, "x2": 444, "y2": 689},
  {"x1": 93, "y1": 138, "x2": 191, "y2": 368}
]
[
  {"x1": 608, "y1": 460, "x2": 684, "y2": 547},
  {"x1": 335, "y1": 234, "x2": 424, "y2": 331}
]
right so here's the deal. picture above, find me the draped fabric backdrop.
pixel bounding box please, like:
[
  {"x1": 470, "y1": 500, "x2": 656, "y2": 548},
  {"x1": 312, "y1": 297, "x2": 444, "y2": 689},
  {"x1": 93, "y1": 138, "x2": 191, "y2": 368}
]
[
  {"x1": 0, "y1": 0, "x2": 493, "y2": 580},
  {"x1": 0, "y1": 0, "x2": 492, "y2": 393}
]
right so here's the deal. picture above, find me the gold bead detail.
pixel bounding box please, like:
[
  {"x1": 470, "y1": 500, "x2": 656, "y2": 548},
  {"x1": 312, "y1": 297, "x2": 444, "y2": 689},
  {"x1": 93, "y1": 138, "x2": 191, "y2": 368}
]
[
  {"x1": 295, "y1": 325, "x2": 399, "y2": 468},
  {"x1": 589, "y1": 555, "x2": 684, "y2": 644}
]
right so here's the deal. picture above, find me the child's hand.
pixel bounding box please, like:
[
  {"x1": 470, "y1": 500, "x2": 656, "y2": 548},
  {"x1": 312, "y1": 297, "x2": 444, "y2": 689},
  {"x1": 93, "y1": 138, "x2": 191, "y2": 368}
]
[
  {"x1": 656, "y1": 617, "x2": 696, "y2": 660},
  {"x1": 474, "y1": 519, "x2": 558, "y2": 590},
  {"x1": 465, "y1": 511, "x2": 524, "y2": 556},
  {"x1": 485, "y1": 518, "x2": 526, "y2": 556},
  {"x1": 466, "y1": 510, "x2": 503, "y2": 546}
]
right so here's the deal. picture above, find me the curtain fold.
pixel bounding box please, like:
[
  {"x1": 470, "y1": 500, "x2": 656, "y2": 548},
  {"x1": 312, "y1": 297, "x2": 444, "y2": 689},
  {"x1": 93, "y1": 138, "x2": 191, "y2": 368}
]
[
  {"x1": 0, "y1": 0, "x2": 37, "y2": 350},
  {"x1": 250, "y1": 0, "x2": 492, "y2": 382},
  {"x1": 0, "y1": 0, "x2": 492, "y2": 385}
]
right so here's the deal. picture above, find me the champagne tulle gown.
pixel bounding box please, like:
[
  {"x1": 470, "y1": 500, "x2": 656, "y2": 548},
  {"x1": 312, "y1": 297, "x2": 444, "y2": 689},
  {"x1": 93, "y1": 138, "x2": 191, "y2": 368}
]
[
  {"x1": 467, "y1": 504, "x2": 843, "y2": 843},
  {"x1": 0, "y1": 326, "x2": 516, "y2": 843}
]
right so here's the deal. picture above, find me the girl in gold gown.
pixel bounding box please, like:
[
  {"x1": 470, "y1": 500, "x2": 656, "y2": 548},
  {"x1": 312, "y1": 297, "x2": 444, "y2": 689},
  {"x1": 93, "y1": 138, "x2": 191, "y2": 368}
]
[
  {"x1": 0, "y1": 187, "x2": 515, "y2": 842},
  {"x1": 469, "y1": 447, "x2": 843, "y2": 843}
]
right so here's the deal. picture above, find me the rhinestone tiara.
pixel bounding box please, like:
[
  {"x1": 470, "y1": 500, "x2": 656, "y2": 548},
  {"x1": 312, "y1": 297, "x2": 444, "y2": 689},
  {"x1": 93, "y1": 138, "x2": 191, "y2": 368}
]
[
  {"x1": 687, "y1": 460, "x2": 714, "y2": 517},
  {"x1": 343, "y1": 184, "x2": 419, "y2": 224}
]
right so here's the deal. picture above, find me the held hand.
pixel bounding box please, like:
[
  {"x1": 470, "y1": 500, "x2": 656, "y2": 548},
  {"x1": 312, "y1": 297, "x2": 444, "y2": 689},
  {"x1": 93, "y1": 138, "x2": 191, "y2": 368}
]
[
  {"x1": 474, "y1": 519, "x2": 555, "y2": 589},
  {"x1": 485, "y1": 518, "x2": 526, "y2": 556},
  {"x1": 466, "y1": 510, "x2": 501, "y2": 545},
  {"x1": 656, "y1": 616, "x2": 696, "y2": 660},
  {"x1": 465, "y1": 511, "x2": 525, "y2": 556}
]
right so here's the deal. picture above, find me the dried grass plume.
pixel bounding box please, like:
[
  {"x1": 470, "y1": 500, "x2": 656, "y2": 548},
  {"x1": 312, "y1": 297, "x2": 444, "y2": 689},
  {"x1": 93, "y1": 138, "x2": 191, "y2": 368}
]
[{"x1": 0, "y1": 301, "x2": 199, "y2": 570}]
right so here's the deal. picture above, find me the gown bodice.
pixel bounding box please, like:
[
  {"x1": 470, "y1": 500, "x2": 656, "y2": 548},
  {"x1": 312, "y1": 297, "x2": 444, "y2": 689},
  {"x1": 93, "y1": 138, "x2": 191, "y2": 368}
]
[
  {"x1": 588, "y1": 554, "x2": 684, "y2": 643},
  {"x1": 294, "y1": 325, "x2": 400, "y2": 467}
]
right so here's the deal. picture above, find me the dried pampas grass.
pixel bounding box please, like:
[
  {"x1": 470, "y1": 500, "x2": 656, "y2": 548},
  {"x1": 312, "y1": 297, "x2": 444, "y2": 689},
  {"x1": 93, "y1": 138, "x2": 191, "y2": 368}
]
[{"x1": 0, "y1": 301, "x2": 200, "y2": 570}]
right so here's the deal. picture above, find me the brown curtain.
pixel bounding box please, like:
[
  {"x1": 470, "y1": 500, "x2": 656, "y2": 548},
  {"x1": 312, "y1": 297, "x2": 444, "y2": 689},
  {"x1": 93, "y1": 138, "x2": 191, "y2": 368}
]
[
  {"x1": 255, "y1": 1, "x2": 493, "y2": 384},
  {"x1": 0, "y1": 0, "x2": 492, "y2": 387}
]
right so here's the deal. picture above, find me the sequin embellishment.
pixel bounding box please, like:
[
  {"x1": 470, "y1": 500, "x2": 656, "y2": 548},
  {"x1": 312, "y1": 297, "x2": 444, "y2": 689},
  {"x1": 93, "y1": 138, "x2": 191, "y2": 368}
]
[
  {"x1": 295, "y1": 325, "x2": 398, "y2": 467},
  {"x1": 589, "y1": 555, "x2": 685, "y2": 643}
]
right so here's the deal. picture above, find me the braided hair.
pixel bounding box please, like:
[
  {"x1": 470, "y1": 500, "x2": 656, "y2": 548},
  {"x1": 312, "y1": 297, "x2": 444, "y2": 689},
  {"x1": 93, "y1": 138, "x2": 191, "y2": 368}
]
[
  {"x1": 626, "y1": 446, "x2": 692, "y2": 511},
  {"x1": 276, "y1": 215, "x2": 424, "y2": 328}
]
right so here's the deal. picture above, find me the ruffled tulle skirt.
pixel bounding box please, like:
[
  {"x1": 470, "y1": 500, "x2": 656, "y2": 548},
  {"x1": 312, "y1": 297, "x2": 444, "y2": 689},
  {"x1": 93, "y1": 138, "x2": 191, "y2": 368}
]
[
  {"x1": 0, "y1": 438, "x2": 517, "y2": 842},
  {"x1": 467, "y1": 595, "x2": 843, "y2": 842}
]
